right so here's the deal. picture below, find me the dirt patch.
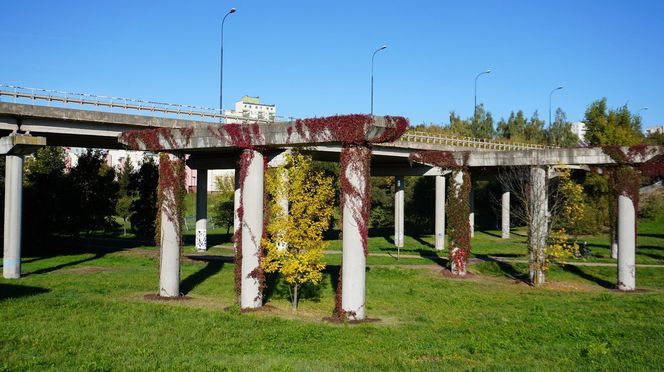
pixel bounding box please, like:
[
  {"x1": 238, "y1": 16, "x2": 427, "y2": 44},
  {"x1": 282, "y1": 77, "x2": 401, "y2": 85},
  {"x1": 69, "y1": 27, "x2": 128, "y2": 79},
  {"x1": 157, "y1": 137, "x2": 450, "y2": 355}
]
[
  {"x1": 143, "y1": 293, "x2": 192, "y2": 301},
  {"x1": 439, "y1": 268, "x2": 477, "y2": 279}
]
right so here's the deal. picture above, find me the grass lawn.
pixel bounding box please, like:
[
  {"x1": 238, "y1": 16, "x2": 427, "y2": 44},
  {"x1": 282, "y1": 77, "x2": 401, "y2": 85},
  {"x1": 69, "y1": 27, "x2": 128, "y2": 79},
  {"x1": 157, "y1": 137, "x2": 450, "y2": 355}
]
[{"x1": 2, "y1": 216, "x2": 664, "y2": 370}]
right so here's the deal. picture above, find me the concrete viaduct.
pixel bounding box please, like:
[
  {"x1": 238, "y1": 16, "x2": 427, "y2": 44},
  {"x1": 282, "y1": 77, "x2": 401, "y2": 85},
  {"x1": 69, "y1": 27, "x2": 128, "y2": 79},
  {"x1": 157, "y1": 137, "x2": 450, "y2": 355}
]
[{"x1": 1, "y1": 99, "x2": 661, "y2": 320}]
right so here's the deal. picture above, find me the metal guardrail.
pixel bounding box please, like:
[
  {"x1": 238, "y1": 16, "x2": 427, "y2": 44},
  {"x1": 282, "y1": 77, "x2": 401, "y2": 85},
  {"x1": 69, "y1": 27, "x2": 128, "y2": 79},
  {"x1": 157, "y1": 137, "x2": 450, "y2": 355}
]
[
  {"x1": 400, "y1": 130, "x2": 554, "y2": 150},
  {"x1": 0, "y1": 84, "x2": 288, "y2": 124}
]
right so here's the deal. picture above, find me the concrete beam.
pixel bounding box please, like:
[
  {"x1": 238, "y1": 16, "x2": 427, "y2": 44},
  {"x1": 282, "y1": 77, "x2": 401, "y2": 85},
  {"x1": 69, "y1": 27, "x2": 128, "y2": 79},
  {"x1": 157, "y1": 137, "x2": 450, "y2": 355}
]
[
  {"x1": 0, "y1": 135, "x2": 46, "y2": 155},
  {"x1": 411, "y1": 146, "x2": 664, "y2": 168},
  {"x1": 119, "y1": 115, "x2": 407, "y2": 152}
]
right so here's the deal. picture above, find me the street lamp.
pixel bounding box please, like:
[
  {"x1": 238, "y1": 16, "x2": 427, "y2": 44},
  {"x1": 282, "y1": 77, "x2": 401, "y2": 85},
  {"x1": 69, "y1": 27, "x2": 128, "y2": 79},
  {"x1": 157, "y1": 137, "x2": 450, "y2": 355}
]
[
  {"x1": 371, "y1": 45, "x2": 387, "y2": 116},
  {"x1": 549, "y1": 86, "x2": 563, "y2": 127},
  {"x1": 474, "y1": 70, "x2": 491, "y2": 120},
  {"x1": 220, "y1": 7, "x2": 236, "y2": 122},
  {"x1": 637, "y1": 107, "x2": 649, "y2": 115}
]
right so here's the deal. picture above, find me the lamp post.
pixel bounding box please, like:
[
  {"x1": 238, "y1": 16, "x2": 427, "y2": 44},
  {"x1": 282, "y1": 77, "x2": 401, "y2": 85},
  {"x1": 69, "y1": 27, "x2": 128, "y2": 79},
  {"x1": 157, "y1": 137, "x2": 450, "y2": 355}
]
[
  {"x1": 637, "y1": 107, "x2": 649, "y2": 115},
  {"x1": 548, "y1": 86, "x2": 563, "y2": 127},
  {"x1": 371, "y1": 45, "x2": 387, "y2": 116},
  {"x1": 220, "y1": 7, "x2": 236, "y2": 122},
  {"x1": 474, "y1": 69, "x2": 491, "y2": 120}
]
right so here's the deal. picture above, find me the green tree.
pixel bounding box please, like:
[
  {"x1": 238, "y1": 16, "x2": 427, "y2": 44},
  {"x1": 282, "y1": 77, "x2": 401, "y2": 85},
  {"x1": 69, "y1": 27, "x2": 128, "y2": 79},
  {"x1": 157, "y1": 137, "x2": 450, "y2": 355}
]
[
  {"x1": 496, "y1": 110, "x2": 527, "y2": 141},
  {"x1": 471, "y1": 104, "x2": 494, "y2": 139},
  {"x1": 584, "y1": 98, "x2": 643, "y2": 145},
  {"x1": 524, "y1": 111, "x2": 547, "y2": 144},
  {"x1": 70, "y1": 149, "x2": 119, "y2": 234},
  {"x1": 370, "y1": 177, "x2": 394, "y2": 228},
  {"x1": 547, "y1": 108, "x2": 579, "y2": 147},
  {"x1": 23, "y1": 147, "x2": 75, "y2": 243},
  {"x1": 129, "y1": 156, "x2": 159, "y2": 239},
  {"x1": 448, "y1": 111, "x2": 473, "y2": 137},
  {"x1": 116, "y1": 156, "x2": 137, "y2": 236},
  {"x1": 211, "y1": 198, "x2": 234, "y2": 234},
  {"x1": 261, "y1": 153, "x2": 334, "y2": 311}
]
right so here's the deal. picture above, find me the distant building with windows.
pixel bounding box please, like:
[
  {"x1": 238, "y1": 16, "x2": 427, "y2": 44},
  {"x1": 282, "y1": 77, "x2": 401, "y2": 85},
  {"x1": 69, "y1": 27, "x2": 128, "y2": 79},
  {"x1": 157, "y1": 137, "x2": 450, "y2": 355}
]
[
  {"x1": 224, "y1": 95, "x2": 276, "y2": 123},
  {"x1": 570, "y1": 121, "x2": 586, "y2": 143}
]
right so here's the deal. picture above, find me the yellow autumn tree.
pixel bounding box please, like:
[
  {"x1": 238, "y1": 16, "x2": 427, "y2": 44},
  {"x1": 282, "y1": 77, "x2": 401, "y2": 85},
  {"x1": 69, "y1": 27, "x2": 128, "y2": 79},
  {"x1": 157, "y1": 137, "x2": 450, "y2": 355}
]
[
  {"x1": 547, "y1": 166, "x2": 585, "y2": 268},
  {"x1": 261, "y1": 152, "x2": 335, "y2": 311}
]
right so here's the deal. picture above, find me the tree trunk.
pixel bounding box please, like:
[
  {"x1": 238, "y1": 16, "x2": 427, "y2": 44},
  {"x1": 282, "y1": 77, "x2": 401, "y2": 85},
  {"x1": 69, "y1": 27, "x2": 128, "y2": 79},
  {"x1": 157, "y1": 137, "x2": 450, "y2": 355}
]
[{"x1": 291, "y1": 284, "x2": 298, "y2": 312}]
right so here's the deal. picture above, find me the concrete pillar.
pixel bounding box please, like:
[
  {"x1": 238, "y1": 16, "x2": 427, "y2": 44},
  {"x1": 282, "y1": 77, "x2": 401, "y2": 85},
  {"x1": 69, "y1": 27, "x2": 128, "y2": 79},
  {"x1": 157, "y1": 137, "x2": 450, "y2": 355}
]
[
  {"x1": 3, "y1": 155, "x2": 24, "y2": 279},
  {"x1": 617, "y1": 194, "x2": 636, "y2": 291},
  {"x1": 240, "y1": 149, "x2": 264, "y2": 309},
  {"x1": 529, "y1": 166, "x2": 547, "y2": 285},
  {"x1": 394, "y1": 176, "x2": 404, "y2": 249},
  {"x1": 341, "y1": 146, "x2": 371, "y2": 320},
  {"x1": 195, "y1": 169, "x2": 208, "y2": 252},
  {"x1": 501, "y1": 191, "x2": 510, "y2": 239},
  {"x1": 469, "y1": 188, "x2": 475, "y2": 238},
  {"x1": 158, "y1": 157, "x2": 181, "y2": 297},
  {"x1": 435, "y1": 175, "x2": 446, "y2": 251}
]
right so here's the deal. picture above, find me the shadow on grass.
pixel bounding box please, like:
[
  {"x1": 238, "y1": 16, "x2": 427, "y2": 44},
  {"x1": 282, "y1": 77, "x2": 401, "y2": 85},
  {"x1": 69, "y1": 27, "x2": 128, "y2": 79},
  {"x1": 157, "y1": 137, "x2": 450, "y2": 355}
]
[
  {"x1": 418, "y1": 250, "x2": 448, "y2": 268},
  {"x1": 183, "y1": 233, "x2": 232, "y2": 247},
  {"x1": 411, "y1": 235, "x2": 435, "y2": 249},
  {"x1": 180, "y1": 256, "x2": 227, "y2": 295},
  {"x1": 475, "y1": 254, "x2": 529, "y2": 283},
  {"x1": 480, "y1": 230, "x2": 505, "y2": 239},
  {"x1": 559, "y1": 264, "x2": 614, "y2": 289},
  {"x1": 23, "y1": 253, "x2": 107, "y2": 276},
  {"x1": 638, "y1": 233, "x2": 664, "y2": 240},
  {"x1": 0, "y1": 283, "x2": 50, "y2": 301},
  {"x1": 640, "y1": 252, "x2": 664, "y2": 261}
]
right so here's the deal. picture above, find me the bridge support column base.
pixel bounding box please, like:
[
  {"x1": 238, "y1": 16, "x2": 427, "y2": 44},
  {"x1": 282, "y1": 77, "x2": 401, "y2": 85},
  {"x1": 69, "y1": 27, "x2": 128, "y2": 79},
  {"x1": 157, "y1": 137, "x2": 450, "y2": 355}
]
[{"x1": 195, "y1": 169, "x2": 208, "y2": 252}]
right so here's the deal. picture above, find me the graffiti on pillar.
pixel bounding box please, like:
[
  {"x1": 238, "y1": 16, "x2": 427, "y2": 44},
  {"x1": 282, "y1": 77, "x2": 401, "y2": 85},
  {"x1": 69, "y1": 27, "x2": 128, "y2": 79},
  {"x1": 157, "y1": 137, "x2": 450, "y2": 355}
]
[{"x1": 196, "y1": 230, "x2": 207, "y2": 250}]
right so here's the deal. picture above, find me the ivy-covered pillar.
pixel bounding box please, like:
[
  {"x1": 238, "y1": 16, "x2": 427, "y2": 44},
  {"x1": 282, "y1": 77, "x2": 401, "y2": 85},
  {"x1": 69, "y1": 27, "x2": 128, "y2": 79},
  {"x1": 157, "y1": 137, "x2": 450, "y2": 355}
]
[
  {"x1": 529, "y1": 166, "x2": 547, "y2": 286},
  {"x1": 239, "y1": 149, "x2": 264, "y2": 309},
  {"x1": 3, "y1": 155, "x2": 24, "y2": 279},
  {"x1": 157, "y1": 154, "x2": 186, "y2": 297},
  {"x1": 469, "y1": 188, "x2": 475, "y2": 238},
  {"x1": 501, "y1": 190, "x2": 510, "y2": 239},
  {"x1": 448, "y1": 170, "x2": 470, "y2": 275},
  {"x1": 195, "y1": 169, "x2": 208, "y2": 252},
  {"x1": 233, "y1": 167, "x2": 240, "y2": 251},
  {"x1": 394, "y1": 176, "x2": 405, "y2": 249},
  {"x1": 340, "y1": 145, "x2": 371, "y2": 320},
  {"x1": 435, "y1": 175, "x2": 446, "y2": 251}
]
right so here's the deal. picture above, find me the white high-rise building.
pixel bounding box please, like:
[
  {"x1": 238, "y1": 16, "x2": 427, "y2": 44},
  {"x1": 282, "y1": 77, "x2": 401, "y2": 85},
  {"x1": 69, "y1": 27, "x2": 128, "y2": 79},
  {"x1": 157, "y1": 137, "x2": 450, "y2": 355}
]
[
  {"x1": 570, "y1": 121, "x2": 586, "y2": 143},
  {"x1": 224, "y1": 95, "x2": 276, "y2": 123}
]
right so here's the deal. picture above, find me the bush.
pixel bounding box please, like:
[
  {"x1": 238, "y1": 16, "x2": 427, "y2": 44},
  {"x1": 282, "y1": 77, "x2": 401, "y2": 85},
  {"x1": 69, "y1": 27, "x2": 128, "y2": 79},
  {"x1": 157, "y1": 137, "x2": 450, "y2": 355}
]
[{"x1": 639, "y1": 192, "x2": 664, "y2": 220}]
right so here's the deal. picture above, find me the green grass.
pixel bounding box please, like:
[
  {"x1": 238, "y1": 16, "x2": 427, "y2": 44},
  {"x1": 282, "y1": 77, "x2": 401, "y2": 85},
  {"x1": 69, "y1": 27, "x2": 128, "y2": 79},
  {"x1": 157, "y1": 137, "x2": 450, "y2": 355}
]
[{"x1": 4, "y1": 214, "x2": 663, "y2": 370}]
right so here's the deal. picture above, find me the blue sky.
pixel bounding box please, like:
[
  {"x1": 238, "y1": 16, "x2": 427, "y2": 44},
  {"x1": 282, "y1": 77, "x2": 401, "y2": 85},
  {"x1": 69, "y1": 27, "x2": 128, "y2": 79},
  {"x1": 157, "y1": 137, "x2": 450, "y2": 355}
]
[{"x1": 2, "y1": 0, "x2": 663, "y2": 129}]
